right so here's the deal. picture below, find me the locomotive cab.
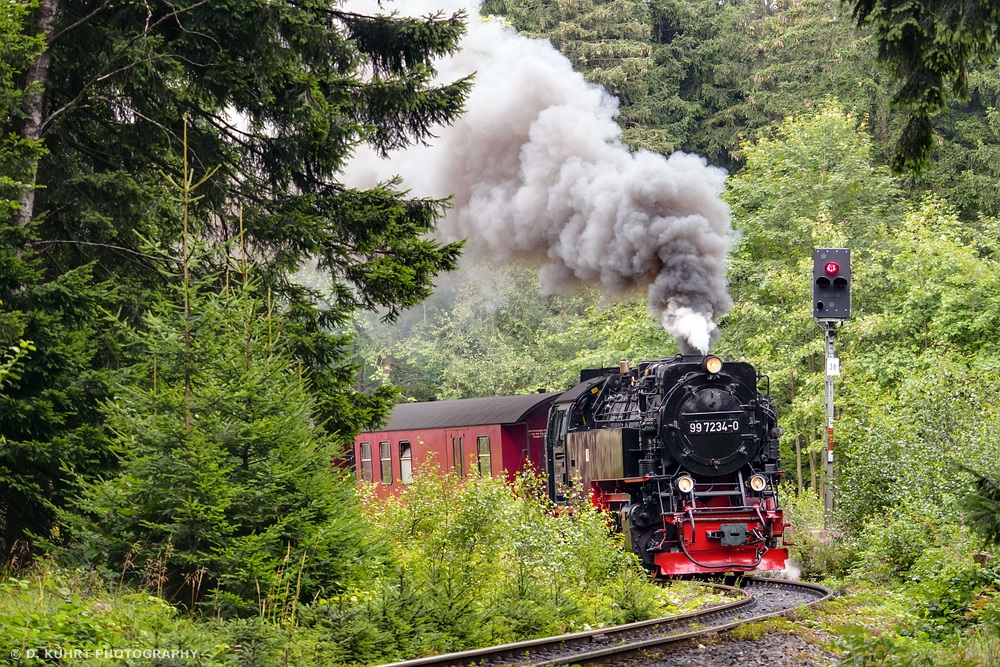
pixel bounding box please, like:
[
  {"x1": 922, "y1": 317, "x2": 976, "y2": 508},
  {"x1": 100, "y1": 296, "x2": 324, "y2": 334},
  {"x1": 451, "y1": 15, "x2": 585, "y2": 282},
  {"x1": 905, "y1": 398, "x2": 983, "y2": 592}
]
[{"x1": 545, "y1": 354, "x2": 788, "y2": 576}]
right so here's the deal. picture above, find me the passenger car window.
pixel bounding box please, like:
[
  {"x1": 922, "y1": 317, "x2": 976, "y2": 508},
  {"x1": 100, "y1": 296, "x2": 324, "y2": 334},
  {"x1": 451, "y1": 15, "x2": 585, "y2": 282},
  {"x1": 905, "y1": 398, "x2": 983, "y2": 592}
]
[
  {"x1": 359, "y1": 442, "x2": 373, "y2": 482},
  {"x1": 399, "y1": 441, "x2": 413, "y2": 484}
]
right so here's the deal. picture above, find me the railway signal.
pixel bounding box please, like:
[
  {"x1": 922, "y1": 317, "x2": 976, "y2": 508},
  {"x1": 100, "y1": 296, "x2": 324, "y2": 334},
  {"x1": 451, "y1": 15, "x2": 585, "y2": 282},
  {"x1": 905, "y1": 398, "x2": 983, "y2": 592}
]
[{"x1": 813, "y1": 248, "x2": 851, "y2": 530}]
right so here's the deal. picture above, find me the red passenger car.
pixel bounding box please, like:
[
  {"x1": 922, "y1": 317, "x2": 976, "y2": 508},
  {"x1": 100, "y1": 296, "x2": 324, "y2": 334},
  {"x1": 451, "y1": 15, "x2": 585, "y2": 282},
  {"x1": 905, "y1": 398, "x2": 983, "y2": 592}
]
[{"x1": 353, "y1": 392, "x2": 560, "y2": 497}]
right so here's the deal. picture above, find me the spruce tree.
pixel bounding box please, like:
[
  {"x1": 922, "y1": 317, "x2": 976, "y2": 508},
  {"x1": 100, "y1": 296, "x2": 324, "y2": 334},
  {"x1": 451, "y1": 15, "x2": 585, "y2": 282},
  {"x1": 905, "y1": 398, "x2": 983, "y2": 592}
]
[
  {"x1": 852, "y1": 0, "x2": 1000, "y2": 171},
  {"x1": 14, "y1": 0, "x2": 469, "y2": 319},
  {"x1": 63, "y1": 257, "x2": 377, "y2": 614},
  {"x1": 59, "y1": 127, "x2": 380, "y2": 612}
]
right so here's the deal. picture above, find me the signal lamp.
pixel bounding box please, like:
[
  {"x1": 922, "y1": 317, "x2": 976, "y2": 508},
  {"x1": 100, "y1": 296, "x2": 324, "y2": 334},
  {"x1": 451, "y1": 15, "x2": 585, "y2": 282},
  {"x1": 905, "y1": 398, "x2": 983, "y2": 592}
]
[
  {"x1": 749, "y1": 474, "x2": 767, "y2": 492},
  {"x1": 676, "y1": 475, "x2": 695, "y2": 494},
  {"x1": 703, "y1": 355, "x2": 723, "y2": 374}
]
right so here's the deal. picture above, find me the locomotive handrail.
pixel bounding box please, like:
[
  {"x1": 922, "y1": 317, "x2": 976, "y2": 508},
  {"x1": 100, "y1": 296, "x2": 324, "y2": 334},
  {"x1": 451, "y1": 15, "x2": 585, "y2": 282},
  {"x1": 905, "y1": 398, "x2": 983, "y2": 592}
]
[
  {"x1": 678, "y1": 532, "x2": 765, "y2": 570},
  {"x1": 754, "y1": 504, "x2": 768, "y2": 529},
  {"x1": 688, "y1": 489, "x2": 745, "y2": 497},
  {"x1": 673, "y1": 505, "x2": 774, "y2": 515},
  {"x1": 758, "y1": 371, "x2": 770, "y2": 396}
]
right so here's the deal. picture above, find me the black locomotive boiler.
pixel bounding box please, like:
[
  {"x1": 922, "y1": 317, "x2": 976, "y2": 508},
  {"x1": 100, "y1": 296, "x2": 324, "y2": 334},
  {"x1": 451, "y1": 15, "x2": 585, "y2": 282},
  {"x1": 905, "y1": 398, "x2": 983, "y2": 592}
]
[{"x1": 545, "y1": 355, "x2": 788, "y2": 575}]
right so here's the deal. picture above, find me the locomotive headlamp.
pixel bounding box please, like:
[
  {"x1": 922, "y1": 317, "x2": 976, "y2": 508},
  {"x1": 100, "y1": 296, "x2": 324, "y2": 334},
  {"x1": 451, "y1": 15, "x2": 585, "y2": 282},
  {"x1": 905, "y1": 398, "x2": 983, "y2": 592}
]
[
  {"x1": 676, "y1": 475, "x2": 695, "y2": 494},
  {"x1": 703, "y1": 355, "x2": 723, "y2": 374},
  {"x1": 748, "y1": 474, "x2": 767, "y2": 492}
]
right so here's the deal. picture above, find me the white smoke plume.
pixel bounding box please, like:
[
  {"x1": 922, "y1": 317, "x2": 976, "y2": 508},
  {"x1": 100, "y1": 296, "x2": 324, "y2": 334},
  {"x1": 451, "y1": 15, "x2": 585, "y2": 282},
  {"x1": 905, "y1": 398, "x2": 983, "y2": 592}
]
[{"x1": 343, "y1": 0, "x2": 733, "y2": 353}]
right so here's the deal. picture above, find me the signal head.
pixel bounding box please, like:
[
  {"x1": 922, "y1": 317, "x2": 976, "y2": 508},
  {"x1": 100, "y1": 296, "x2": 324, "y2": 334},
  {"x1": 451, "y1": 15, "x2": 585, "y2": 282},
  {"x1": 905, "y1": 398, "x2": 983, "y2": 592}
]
[{"x1": 813, "y1": 248, "x2": 852, "y2": 320}]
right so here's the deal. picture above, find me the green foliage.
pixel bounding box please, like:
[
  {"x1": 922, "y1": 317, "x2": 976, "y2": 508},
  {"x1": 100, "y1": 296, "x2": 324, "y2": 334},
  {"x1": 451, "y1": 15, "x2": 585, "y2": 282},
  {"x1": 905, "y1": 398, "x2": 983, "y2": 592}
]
[
  {"x1": 851, "y1": 0, "x2": 1000, "y2": 171},
  {"x1": 0, "y1": 336, "x2": 33, "y2": 398},
  {"x1": 297, "y1": 587, "x2": 414, "y2": 665},
  {"x1": 855, "y1": 198, "x2": 1000, "y2": 356},
  {"x1": 0, "y1": 0, "x2": 44, "y2": 214},
  {"x1": 485, "y1": 0, "x2": 657, "y2": 138},
  {"x1": 838, "y1": 363, "x2": 985, "y2": 532},
  {"x1": 850, "y1": 499, "x2": 955, "y2": 584},
  {"x1": 1, "y1": 0, "x2": 472, "y2": 561},
  {"x1": 836, "y1": 627, "x2": 940, "y2": 667},
  {"x1": 719, "y1": 104, "x2": 902, "y2": 494},
  {"x1": 352, "y1": 264, "x2": 579, "y2": 399},
  {"x1": 919, "y1": 64, "x2": 1000, "y2": 219},
  {"x1": 351, "y1": 263, "x2": 675, "y2": 400},
  {"x1": 58, "y1": 271, "x2": 377, "y2": 613},
  {"x1": 962, "y1": 467, "x2": 1000, "y2": 548},
  {"x1": 491, "y1": 0, "x2": 1000, "y2": 218},
  {"x1": 543, "y1": 300, "x2": 679, "y2": 386},
  {"x1": 909, "y1": 549, "x2": 1000, "y2": 639},
  {"x1": 839, "y1": 326, "x2": 1000, "y2": 536},
  {"x1": 353, "y1": 467, "x2": 721, "y2": 657},
  {"x1": 24, "y1": 1, "x2": 469, "y2": 321},
  {"x1": 693, "y1": 0, "x2": 894, "y2": 170},
  {"x1": 598, "y1": 566, "x2": 666, "y2": 624},
  {"x1": 0, "y1": 564, "x2": 232, "y2": 666},
  {"x1": 490, "y1": 0, "x2": 895, "y2": 168},
  {"x1": 832, "y1": 546, "x2": 1000, "y2": 667},
  {"x1": 1, "y1": 573, "x2": 127, "y2": 655},
  {"x1": 722, "y1": 108, "x2": 1000, "y2": 547},
  {"x1": 1, "y1": 5, "x2": 109, "y2": 560},
  {"x1": 780, "y1": 487, "x2": 857, "y2": 579},
  {"x1": 0, "y1": 263, "x2": 118, "y2": 563}
]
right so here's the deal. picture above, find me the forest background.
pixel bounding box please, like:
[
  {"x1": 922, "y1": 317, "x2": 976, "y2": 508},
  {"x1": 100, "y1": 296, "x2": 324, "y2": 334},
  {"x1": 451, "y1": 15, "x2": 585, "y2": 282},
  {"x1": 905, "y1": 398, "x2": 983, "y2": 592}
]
[{"x1": 2, "y1": 0, "x2": 1000, "y2": 665}]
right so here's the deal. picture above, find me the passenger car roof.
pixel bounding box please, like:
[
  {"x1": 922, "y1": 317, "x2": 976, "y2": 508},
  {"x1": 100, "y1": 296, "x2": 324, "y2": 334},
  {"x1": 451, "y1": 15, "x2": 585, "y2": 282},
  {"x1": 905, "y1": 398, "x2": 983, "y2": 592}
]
[{"x1": 382, "y1": 392, "x2": 561, "y2": 431}]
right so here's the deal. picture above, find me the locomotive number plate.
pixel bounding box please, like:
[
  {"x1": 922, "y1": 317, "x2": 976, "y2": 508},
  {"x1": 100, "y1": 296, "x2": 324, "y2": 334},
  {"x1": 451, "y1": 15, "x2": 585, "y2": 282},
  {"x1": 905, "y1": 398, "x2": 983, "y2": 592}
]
[{"x1": 687, "y1": 419, "x2": 741, "y2": 434}]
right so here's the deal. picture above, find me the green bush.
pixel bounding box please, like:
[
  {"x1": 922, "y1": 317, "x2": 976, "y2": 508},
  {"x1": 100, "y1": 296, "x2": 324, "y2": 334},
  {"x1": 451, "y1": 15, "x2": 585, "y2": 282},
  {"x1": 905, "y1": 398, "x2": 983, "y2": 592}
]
[
  {"x1": 354, "y1": 467, "x2": 722, "y2": 657},
  {"x1": 837, "y1": 623, "x2": 1000, "y2": 667},
  {"x1": 834, "y1": 540, "x2": 1000, "y2": 667},
  {"x1": 598, "y1": 566, "x2": 662, "y2": 625},
  {"x1": 909, "y1": 547, "x2": 1000, "y2": 639},
  {"x1": 57, "y1": 281, "x2": 377, "y2": 615},
  {"x1": 836, "y1": 627, "x2": 939, "y2": 667},
  {"x1": 2, "y1": 472, "x2": 730, "y2": 666},
  {"x1": 779, "y1": 487, "x2": 857, "y2": 580},
  {"x1": 850, "y1": 499, "x2": 954, "y2": 584}
]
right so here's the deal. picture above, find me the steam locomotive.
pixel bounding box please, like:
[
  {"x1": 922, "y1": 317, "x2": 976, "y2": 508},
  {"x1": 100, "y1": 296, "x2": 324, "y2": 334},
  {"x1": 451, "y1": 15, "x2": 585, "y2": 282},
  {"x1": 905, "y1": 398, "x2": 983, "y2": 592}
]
[
  {"x1": 354, "y1": 354, "x2": 788, "y2": 576},
  {"x1": 546, "y1": 355, "x2": 787, "y2": 575}
]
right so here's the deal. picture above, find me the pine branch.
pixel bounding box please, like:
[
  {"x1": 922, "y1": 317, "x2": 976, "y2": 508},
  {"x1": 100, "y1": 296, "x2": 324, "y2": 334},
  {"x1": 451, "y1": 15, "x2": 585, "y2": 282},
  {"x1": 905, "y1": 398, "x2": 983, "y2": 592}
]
[{"x1": 29, "y1": 239, "x2": 178, "y2": 265}]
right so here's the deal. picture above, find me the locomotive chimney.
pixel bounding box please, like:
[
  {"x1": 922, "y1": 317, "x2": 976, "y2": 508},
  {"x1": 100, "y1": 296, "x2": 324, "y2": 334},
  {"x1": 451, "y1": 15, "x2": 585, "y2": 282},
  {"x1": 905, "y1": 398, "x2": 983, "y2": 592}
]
[{"x1": 619, "y1": 360, "x2": 630, "y2": 374}]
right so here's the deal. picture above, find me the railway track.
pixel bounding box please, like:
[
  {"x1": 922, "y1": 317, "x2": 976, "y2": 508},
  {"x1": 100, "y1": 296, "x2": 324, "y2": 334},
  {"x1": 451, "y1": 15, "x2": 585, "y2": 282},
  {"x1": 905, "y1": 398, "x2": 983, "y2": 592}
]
[{"x1": 375, "y1": 577, "x2": 832, "y2": 667}]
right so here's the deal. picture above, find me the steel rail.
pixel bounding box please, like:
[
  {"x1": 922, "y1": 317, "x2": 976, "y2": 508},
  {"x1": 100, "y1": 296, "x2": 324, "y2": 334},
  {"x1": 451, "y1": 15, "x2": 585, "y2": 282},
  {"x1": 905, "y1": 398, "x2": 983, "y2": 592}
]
[{"x1": 372, "y1": 578, "x2": 831, "y2": 667}]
